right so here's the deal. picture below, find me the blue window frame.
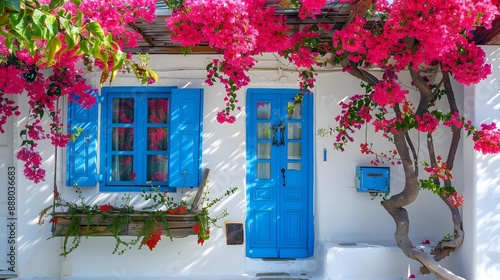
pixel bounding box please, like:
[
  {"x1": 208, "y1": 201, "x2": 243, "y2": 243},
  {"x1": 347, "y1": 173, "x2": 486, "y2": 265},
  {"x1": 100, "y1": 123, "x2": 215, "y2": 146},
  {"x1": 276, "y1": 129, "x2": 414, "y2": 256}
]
[{"x1": 66, "y1": 87, "x2": 203, "y2": 192}]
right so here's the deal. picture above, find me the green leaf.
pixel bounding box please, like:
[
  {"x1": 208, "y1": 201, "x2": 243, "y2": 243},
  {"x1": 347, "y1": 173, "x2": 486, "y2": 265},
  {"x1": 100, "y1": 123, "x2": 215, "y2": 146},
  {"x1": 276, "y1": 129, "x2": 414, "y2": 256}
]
[
  {"x1": 2, "y1": 32, "x2": 15, "y2": 52},
  {"x1": 87, "y1": 21, "x2": 105, "y2": 41},
  {"x1": 65, "y1": 26, "x2": 80, "y2": 49},
  {"x1": 4, "y1": 0, "x2": 20, "y2": 12},
  {"x1": 48, "y1": 0, "x2": 65, "y2": 11},
  {"x1": 71, "y1": 0, "x2": 82, "y2": 6},
  {"x1": 25, "y1": 40, "x2": 37, "y2": 56},
  {"x1": 0, "y1": 2, "x2": 4, "y2": 14},
  {"x1": 91, "y1": 41, "x2": 102, "y2": 61},
  {"x1": 8, "y1": 9, "x2": 30, "y2": 41},
  {"x1": 79, "y1": 39, "x2": 92, "y2": 54},
  {"x1": 46, "y1": 36, "x2": 62, "y2": 67},
  {"x1": 44, "y1": 14, "x2": 59, "y2": 40},
  {"x1": 31, "y1": 9, "x2": 50, "y2": 40},
  {"x1": 74, "y1": 9, "x2": 83, "y2": 24},
  {"x1": 110, "y1": 51, "x2": 126, "y2": 84}
]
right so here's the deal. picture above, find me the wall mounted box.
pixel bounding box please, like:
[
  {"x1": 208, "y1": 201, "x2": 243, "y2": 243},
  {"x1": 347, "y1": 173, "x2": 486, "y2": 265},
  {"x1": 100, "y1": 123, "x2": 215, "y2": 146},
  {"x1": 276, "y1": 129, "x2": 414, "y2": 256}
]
[{"x1": 356, "y1": 166, "x2": 390, "y2": 193}]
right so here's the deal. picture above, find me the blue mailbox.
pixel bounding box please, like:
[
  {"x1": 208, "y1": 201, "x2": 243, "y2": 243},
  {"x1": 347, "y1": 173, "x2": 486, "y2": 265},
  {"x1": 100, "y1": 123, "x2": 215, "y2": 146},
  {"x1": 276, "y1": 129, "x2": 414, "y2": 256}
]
[{"x1": 356, "y1": 166, "x2": 390, "y2": 193}]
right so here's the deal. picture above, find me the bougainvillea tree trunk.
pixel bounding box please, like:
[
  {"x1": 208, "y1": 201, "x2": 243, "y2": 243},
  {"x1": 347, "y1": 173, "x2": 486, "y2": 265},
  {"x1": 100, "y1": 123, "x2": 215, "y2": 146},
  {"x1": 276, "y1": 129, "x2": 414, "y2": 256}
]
[{"x1": 343, "y1": 61, "x2": 466, "y2": 279}]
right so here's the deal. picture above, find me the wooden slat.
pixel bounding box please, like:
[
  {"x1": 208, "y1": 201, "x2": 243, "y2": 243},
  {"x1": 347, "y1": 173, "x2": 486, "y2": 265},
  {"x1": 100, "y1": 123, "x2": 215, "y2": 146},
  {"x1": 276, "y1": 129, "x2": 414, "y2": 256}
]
[
  {"x1": 190, "y1": 168, "x2": 210, "y2": 213},
  {"x1": 52, "y1": 212, "x2": 199, "y2": 237}
]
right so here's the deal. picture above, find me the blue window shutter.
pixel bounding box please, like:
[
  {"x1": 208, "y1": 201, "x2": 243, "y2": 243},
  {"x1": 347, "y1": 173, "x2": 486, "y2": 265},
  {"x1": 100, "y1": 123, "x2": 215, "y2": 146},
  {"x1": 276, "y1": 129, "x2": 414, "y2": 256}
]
[
  {"x1": 66, "y1": 100, "x2": 98, "y2": 187},
  {"x1": 169, "y1": 88, "x2": 203, "y2": 187}
]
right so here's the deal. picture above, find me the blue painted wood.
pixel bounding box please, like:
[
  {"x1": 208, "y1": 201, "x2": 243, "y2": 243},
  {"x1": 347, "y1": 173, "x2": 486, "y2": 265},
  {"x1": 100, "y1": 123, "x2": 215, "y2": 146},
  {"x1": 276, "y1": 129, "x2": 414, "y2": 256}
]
[
  {"x1": 66, "y1": 93, "x2": 98, "y2": 187},
  {"x1": 169, "y1": 88, "x2": 203, "y2": 187},
  {"x1": 246, "y1": 88, "x2": 314, "y2": 258},
  {"x1": 98, "y1": 86, "x2": 202, "y2": 192}
]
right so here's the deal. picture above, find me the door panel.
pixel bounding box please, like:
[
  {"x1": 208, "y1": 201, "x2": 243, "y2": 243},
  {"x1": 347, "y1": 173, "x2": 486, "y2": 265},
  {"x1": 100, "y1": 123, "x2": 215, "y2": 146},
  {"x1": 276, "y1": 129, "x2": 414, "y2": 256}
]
[{"x1": 246, "y1": 88, "x2": 313, "y2": 258}]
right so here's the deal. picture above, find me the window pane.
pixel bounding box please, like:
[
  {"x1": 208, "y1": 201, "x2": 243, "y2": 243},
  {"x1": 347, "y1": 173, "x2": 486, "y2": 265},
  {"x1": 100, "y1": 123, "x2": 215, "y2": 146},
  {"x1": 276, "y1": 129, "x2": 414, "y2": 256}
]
[
  {"x1": 148, "y1": 128, "x2": 168, "y2": 151},
  {"x1": 288, "y1": 102, "x2": 302, "y2": 120},
  {"x1": 257, "y1": 162, "x2": 271, "y2": 179},
  {"x1": 148, "y1": 98, "x2": 169, "y2": 123},
  {"x1": 147, "y1": 155, "x2": 168, "y2": 181},
  {"x1": 257, "y1": 102, "x2": 271, "y2": 120},
  {"x1": 288, "y1": 142, "x2": 302, "y2": 160},
  {"x1": 112, "y1": 128, "x2": 134, "y2": 151},
  {"x1": 257, "y1": 123, "x2": 271, "y2": 140},
  {"x1": 111, "y1": 155, "x2": 134, "y2": 181},
  {"x1": 257, "y1": 143, "x2": 271, "y2": 159},
  {"x1": 112, "y1": 98, "x2": 134, "y2": 123},
  {"x1": 288, "y1": 123, "x2": 302, "y2": 140},
  {"x1": 288, "y1": 163, "x2": 301, "y2": 171}
]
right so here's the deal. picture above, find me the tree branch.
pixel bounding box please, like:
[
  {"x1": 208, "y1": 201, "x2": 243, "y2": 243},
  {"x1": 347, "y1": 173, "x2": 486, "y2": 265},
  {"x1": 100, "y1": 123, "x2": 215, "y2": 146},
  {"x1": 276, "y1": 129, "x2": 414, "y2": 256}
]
[
  {"x1": 414, "y1": 250, "x2": 466, "y2": 280},
  {"x1": 431, "y1": 71, "x2": 464, "y2": 262},
  {"x1": 340, "y1": 58, "x2": 379, "y2": 86},
  {"x1": 394, "y1": 104, "x2": 419, "y2": 174},
  {"x1": 409, "y1": 67, "x2": 434, "y2": 117}
]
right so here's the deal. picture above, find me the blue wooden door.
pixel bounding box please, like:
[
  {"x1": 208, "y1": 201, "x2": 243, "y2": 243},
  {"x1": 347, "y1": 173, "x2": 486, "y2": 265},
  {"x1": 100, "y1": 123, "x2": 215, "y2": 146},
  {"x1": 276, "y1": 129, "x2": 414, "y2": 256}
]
[{"x1": 246, "y1": 89, "x2": 313, "y2": 258}]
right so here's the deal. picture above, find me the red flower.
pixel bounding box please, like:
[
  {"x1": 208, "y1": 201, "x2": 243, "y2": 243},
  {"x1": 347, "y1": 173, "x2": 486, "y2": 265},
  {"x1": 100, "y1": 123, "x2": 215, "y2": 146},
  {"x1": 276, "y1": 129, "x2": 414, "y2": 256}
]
[
  {"x1": 53, "y1": 190, "x2": 59, "y2": 199},
  {"x1": 130, "y1": 172, "x2": 137, "y2": 180},
  {"x1": 166, "y1": 205, "x2": 188, "y2": 214},
  {"x1": 192, "y1": 223, "x2": 201, "y2": 234},
  {"x1": 197, "y1": 237, "x2": 205, "y2": 245},
  {"x1": 143, "y1": 229, "x2": 162, "y2": 251},
  {"x1": 176, "y1": 205, "x2": 188, "y2": 214},
  {"x1": 99, "y1": 204, "x2": 113, "y2": 213},
  {"x1": 49, "y1": 217, "x2": 58, "y2": 224}
]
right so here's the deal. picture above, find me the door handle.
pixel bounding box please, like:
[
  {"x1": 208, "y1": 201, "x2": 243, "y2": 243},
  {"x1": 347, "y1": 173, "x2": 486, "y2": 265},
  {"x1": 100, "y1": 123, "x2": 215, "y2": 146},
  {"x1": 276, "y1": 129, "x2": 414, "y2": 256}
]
[
  {"x1": 272, "y1": 125, "x2": 278, "y2": 146},
  {"x1": 281, "y1": 168, "x2": 286, "y2": 186},
  {"x1": 278, "y1": 122, "x2": 285, "y2": 147},
  {"x1": 272, "y1": 122, "x2": 285, "y2": 147}
]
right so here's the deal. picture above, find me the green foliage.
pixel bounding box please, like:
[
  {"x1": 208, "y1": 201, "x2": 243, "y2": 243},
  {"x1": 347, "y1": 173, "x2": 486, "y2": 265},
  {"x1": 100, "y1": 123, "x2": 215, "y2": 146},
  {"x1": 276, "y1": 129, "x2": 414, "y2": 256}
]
[
  {"x1": 0, "y1": 0, "x2": 157, "y2": 85},
  {"x1": 441, "y1": 233, "x2": 453, "y2": 242},
  {"x1": 70, "y1": 126, "x2": 83, "y2": 142},
  {"x1": 164, "y1": 0, "x2": 185, "y2": 10},
  {"x1": 39, "y1": 183, "x2": 237, "y2": 256},
  {"x1": 418, "y1": 177, "x2": 456, "y2": 196},
  {"x1": 61, "y1": 216, "x2": 82, "y2": 257}
]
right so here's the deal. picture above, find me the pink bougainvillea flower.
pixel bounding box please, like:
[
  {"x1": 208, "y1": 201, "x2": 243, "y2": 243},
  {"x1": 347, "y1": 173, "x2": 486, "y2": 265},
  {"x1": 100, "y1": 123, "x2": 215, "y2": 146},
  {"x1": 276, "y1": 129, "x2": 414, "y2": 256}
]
[
  {"x1": 99, "y1": 204, "x2": 114, "y2": 213},
  {"x1": 422, "y1": 239, "x2": 430, "y2": 244},
  {"x1": 447, "y1": 192, "x2": 464, "y2": 208},
  {"x1": 371, "y1": 80, "x2": 408, "y2": 108},
  {"x1": 473, "y1": 122, "x2": 500, "y2": 154},
  {"x1": 130, "y1": 172, "x2": 137, "y2": 180},
  {"x1": 416, "y1": 113, "x2": 440, "y2": 134}
]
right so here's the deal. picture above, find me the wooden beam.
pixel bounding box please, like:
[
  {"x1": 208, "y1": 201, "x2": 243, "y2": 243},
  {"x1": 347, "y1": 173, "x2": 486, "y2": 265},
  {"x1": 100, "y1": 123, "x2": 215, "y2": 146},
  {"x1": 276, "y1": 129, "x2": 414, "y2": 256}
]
[
  {"x1": 124, "y1": 46, "x2": 218, "y2": 54},
  {"x1": 128, "y1": 23, "x2": 154, "y2": 48}
]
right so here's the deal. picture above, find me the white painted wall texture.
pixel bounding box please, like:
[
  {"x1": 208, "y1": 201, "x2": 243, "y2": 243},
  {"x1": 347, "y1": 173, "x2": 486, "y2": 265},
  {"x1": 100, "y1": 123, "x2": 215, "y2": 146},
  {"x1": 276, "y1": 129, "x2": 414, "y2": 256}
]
[
  {"x1": 462, "y1": 45, "x2": 500, "y2": 280},
  {"x1": 4, "y1": 50, "x2": 497, "y2": 278}
]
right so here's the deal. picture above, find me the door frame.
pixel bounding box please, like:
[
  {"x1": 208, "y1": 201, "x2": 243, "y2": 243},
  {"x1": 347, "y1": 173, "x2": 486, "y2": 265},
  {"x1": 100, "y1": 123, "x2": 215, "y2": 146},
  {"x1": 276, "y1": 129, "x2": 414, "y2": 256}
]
[{"x1": 245, "y1": 88, "x2": 314, "y2": 258}]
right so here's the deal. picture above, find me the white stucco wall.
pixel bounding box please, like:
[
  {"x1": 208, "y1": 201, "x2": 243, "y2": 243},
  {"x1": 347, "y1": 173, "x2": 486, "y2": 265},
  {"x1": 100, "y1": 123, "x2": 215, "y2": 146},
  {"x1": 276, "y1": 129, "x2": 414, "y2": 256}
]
[
  {"x1": 7, "y1": 54, "x2": 467, "y2": 278},
  {"x1": 461, "y1": 45, "x2": 500, "y2": 280}
]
